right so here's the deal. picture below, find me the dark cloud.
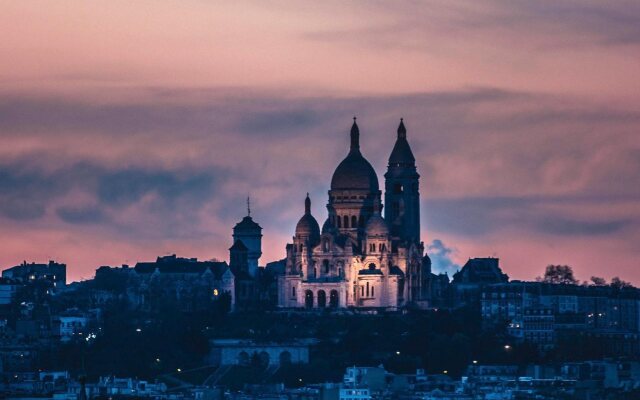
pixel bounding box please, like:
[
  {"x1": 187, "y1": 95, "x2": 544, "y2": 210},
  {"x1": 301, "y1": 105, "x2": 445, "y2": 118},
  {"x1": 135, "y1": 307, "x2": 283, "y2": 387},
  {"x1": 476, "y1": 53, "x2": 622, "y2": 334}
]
[
  {"x1": 236, "y1": 109, "x2": 323, "y2": 136},
  {"x1": 0, "y1": 164, "x2": 69, "y2": 220},
  {"x1": 536, "y1": 217, "x2": 631, "y2": 236},
  {"x1": 56, "y1": 205, "x2": 106, "y2": 224},
  {"x1": 96, "y1": 169, "x2": 216, "y2": 208},
  {"x1": 0, "y1": 160, "x2": 223, "y2": 232},
  {"x1": 304, "y1": 1, "x2": 640, "y2": 50},
  {"x1": 425, "y1": 195, "x2": 638, "y2": 237}
]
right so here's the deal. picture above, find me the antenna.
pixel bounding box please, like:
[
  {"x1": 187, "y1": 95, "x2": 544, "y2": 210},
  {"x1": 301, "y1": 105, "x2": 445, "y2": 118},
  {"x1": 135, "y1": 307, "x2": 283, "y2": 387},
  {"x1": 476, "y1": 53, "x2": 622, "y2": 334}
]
[{"x1": 247, "y1": 196, "x2": 251, "y2": 217}]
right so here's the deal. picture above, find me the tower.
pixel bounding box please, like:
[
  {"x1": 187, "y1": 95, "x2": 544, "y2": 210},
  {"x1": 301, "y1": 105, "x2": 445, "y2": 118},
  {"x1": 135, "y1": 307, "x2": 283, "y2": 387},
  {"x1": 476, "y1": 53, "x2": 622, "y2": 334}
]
[
  {"x1": 232, "y1": 199, "x2": 262, "y2": 277},
  {"x1": 384, "y1": 119, "x2": 420, "y2": 245}
]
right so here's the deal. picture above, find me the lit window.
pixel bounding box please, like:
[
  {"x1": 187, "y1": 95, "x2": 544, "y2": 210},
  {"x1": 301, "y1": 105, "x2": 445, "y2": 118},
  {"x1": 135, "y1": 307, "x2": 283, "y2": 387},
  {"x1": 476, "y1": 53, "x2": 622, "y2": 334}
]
[{"x1": 213, "y1": 289, "x2": 219, "y2": 296}]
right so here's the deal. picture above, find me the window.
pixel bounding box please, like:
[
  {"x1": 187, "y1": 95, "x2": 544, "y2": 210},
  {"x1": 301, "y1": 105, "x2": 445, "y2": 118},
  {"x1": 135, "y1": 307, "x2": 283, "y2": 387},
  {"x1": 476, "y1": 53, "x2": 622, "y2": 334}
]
[
  {"x1": 361, "y1": 286, "x2": 364, "y2": 296},
  {"x1": 292, "y1": 286, "x2": 296, "y2": 297},
  {"x1": 380, "y1": 243, "x2": 386, "y2": 252},
  {"x1": 369, "y1": 243, "x2": 375, "y2": 252},
  {"x1": 394, "y1": 183, "x2": 403, "y2": 194},
  {"x1": 371, "y1": 286, "x2": 375, "y2": 297},
  {"x1": 351, "y1": 216, "x2": 357, "y2": 228},
  {"x1": 337, "y1": 216, "x2": 342, "y2": 228},
  {"x1": 366, "y1": 282, "x2": 370, "y2": 297},
  {"x1": 343, "y1": 215, "x2": 349, "y2": 228},
  {"x1": 323, "y1": 260, "x2": 330, "y2": 274}
]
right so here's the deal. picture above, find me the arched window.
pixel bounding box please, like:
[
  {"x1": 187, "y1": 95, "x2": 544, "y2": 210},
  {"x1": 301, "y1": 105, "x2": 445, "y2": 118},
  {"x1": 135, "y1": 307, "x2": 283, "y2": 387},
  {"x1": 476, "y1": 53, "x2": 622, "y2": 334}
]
[
  {"x1": 366, "y1": 282, "x2": 370, "y2": 297},
  {"x1": 368, "y1": 263, "x2": 376, "y2": 270},
  {"x1": 330, "y1": 290, "x2": 339, "y2": 308},
  {"x1": 292, "y1": 286, "x2": 296, "y2": 298},
  {"x1": 371, "y1": 286, "x2": 375, "y2": 297},
  {"x1": 379, "y1": 243, "x2": 386, "y2": 252},
  {"x1": 280, "y1": 351, "x2": 292, "y2": 365},
  {"x1": 343, "y1": 215, "x2": 349, "y2": 228},
  {"x1": 317, "y1": 290, "x2": 327, "y2": 308},
  {"x1": 337, "y1": 216, "x2": 342, "y2": 228},
  {"x1": 361, "y1": 286, "x2": 364, "y2": 296},
  {"x1": 351, "y1": 216, "x2": 357, "y2": 228},
  {"x1": 305, "y1": 290, "x2": 314, "y2": 308},
  {"x1": 323, "y1": 260, "x2": 330, "y2": 274},
  {"x1": 323, "y1": 239, "x2": 329, "y2": 252},
  {"x1": 369, "y1": 243, "x2": 375, "y2": 252},
  {"x1": 238, "y1": 351, "x2": 250, "y2": 366}
]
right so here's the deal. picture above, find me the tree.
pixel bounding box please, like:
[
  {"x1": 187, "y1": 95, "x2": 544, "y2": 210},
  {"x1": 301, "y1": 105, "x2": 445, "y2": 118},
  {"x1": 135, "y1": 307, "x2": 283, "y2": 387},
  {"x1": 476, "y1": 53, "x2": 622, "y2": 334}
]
[
  {"x1": 590, "y1": 276, "x2": 607, "y2": 286},
  {"x1": 610, "y1": 277, "x2": 633, "y2": 290},
  {"x1": 540, "y1": 265, "x2": 578, "y2": 285}
]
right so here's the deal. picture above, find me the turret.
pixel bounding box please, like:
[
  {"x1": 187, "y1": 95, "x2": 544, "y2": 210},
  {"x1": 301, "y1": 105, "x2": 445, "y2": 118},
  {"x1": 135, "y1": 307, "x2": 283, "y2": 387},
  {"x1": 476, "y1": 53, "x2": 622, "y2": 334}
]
[{"x1": 232, "y1": 198, "x2": 262, "y2": 277}]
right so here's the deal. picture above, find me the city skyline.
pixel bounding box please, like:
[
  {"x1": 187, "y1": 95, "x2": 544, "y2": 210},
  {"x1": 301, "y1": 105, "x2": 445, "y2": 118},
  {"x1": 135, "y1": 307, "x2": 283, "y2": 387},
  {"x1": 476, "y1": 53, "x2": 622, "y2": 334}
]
[{"x1": 1, "y1": 1, "x2": 639, "y2": 283}]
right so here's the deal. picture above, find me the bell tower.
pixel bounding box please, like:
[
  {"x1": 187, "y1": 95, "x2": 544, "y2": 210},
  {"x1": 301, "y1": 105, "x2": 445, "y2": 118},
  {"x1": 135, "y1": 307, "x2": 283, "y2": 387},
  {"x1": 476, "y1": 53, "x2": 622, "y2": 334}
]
[{"x1": 384, "y1": 119, "x2": 420, "y2": 245}]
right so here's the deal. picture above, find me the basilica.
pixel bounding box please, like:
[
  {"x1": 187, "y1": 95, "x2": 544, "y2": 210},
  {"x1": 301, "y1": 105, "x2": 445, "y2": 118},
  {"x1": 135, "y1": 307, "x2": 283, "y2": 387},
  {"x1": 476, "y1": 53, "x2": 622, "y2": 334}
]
[{"x1": 277, "y1": 119, "x2": 432, "y2": 310}]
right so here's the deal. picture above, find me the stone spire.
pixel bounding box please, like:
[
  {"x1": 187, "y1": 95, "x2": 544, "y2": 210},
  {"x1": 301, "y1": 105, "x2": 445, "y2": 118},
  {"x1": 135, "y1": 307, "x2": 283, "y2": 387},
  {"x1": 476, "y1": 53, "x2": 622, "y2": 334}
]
[
  {"x1": 397, "y1": 118, "x2": 407, "y2": 139},
  {"x1": 350, "y1": 116, "x2": 360, "y2": 152},
  {"x1": 388, "y1": 118, "x2": 415, "y2": 165}
]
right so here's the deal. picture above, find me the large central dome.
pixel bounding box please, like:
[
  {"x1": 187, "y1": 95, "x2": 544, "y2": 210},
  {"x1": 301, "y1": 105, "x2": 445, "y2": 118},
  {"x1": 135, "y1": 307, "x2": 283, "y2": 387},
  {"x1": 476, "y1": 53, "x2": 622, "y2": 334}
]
[
  {"x1": 331, "y1": 151, "x2": 379, "y2": 191},
  {"x1": 330, "y1": 119, "x2": 379, "y2": 192}
]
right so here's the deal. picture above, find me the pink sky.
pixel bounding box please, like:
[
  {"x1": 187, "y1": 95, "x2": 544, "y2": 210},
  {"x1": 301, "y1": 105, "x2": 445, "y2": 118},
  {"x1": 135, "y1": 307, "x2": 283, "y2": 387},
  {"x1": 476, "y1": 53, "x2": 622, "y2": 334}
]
[{"x1": 1, "y1": 1, "x2": 639, "y2": 283}]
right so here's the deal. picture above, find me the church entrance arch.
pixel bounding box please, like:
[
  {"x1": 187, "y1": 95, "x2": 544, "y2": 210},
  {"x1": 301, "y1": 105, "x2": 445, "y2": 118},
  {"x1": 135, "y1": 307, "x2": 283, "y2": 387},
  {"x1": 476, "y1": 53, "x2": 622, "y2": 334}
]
[
  {"x1": 238, "y1": 351, "x2": 249, "y2": 366},
  {"x1": 279, "y1": 351, "x2": 292, "y2": 365},
  {"x1": 317, "y1": 290, "x2": 327, "y2": 308},
  {"x1": 305, "y1": 290, "x2": 313, "y2": 308},
  {"x1": 330, "y1": 290, "x2": 339, "y2": 308}
]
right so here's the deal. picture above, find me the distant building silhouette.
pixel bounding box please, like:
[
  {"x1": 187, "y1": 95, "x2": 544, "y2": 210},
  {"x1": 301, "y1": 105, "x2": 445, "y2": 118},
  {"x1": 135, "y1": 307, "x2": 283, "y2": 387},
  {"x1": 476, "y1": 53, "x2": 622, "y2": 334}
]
[{"x1": 2, "y1": 260, "x2": 66, "y2": 289}]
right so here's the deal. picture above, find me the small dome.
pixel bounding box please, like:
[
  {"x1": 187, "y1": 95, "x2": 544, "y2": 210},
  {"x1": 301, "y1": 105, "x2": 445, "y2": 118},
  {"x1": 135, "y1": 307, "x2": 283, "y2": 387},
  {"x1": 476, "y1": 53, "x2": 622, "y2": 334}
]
[
  {"x1": 322, "y1": 217, "x2": 337, "y2": 235},
  {"x1": 365, "y1": 213, "x2": 389, "y2": 237},
  {"x1": 330, "y1": 119, "x2": 380, "y2": 192},
  {"x1": 295, "y1": 194, "x2": 320, "y2": 242},
  {"x1": 234, "y1": 216, "x2": 262, "y2": 232}
]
